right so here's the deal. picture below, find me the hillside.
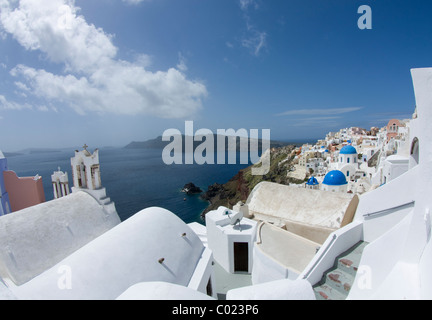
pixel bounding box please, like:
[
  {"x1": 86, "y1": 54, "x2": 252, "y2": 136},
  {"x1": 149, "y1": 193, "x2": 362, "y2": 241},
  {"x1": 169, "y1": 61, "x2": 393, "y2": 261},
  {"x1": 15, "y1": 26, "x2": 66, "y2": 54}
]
[{"x1": 200, "y1": 145, "x2": 305, "y2": 217}]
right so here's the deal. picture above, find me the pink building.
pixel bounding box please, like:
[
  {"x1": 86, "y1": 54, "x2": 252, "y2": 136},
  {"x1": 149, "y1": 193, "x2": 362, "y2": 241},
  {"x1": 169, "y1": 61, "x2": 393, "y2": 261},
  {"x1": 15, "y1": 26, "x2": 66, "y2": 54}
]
[
  {"x1": 3, "y1": 171, "x2": 45, "y2": 212},
  {"x1": 386, "y1": 119, "x2": 404, "y2": 142}
]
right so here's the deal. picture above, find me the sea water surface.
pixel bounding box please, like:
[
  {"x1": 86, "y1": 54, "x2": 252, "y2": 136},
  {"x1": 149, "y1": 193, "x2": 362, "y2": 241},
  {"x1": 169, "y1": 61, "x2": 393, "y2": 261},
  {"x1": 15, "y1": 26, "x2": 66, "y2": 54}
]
[{"x1": 5, "y1": 148, "x2": 251, "y2": 224}]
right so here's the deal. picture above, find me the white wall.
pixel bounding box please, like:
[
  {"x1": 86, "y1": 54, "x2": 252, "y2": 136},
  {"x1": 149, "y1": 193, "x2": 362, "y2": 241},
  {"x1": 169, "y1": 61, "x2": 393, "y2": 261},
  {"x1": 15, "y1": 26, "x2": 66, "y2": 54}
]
[
  {"x1": 382, "y1": 156, "x2": 409, "y2": 184},
  {"x1": 348, "y1": 68, "x2": 432, "y2": 299},
  {"x1": 252, "y1": 245, "x2": 290, "y2": 284},
  {"x1": 300, "y1": 221, "x2": 363, "y2": 286},
  {"x1": 0, "y1": 191, "x2": 120, "y2": 286},
  {"x1": 205, "y1": 207, "x2": 257, "y2": 274},
  {"x1": 8, "y1": 207, "x2": 210, "y2": 300},
  {"x1": 187, "y1": 248, "x2": 216, "y2": 298}
]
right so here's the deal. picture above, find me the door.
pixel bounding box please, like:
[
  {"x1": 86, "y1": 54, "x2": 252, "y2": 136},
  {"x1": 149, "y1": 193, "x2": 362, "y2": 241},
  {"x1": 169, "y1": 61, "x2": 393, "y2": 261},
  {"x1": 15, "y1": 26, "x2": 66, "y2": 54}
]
[{"x1": 234, "y1": 242, "x2": 249, "y2": 272}]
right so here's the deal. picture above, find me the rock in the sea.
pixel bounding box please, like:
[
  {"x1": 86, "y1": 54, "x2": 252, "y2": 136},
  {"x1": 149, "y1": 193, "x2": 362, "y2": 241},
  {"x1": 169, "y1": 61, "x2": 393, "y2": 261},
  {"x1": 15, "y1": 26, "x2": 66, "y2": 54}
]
[{"x1": 182, "y1": 182, "x2": 203, "y2": 195}]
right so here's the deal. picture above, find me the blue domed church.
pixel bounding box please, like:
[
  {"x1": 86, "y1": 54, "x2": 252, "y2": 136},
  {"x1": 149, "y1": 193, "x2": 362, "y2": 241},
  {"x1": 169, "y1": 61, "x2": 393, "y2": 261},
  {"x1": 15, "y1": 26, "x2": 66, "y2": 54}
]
[
  {"x1": 335, "y1": 145, "x2": 359, "y2": 182},
  {"x1": 305, "y1": 176, "x2": 319, "y2": 190},
  {"x1": 322, "y1": 170, "x2": 348, "y2": 193}
]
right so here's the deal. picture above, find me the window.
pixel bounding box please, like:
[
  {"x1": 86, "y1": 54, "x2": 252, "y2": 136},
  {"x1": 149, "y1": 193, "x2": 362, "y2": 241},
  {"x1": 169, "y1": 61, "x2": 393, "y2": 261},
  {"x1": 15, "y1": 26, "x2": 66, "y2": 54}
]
[
  {"x1": 410, "y1": 137, "x2": 419, "y2": 167},
  {"x1": 76, "y1": 165, "x2": 83, "y2": 187}
]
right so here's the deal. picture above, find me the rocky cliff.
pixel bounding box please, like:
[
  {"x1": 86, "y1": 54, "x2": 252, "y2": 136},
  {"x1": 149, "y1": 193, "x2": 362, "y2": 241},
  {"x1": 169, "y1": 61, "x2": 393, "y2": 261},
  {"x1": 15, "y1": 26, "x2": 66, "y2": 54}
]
[{"x1": 200, "y1": 145, "x2": 304, "y2": 217}]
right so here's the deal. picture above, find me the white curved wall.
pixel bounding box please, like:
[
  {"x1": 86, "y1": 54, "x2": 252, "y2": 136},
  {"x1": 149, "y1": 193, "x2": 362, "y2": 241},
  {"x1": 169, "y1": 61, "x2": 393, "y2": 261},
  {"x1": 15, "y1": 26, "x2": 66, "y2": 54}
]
[
  {"x1": 9, "y1": 207, "x2": 207, "y2": 300},
  {"x1": 0, "y1": 191, "x2": 120, "y2": 286}
]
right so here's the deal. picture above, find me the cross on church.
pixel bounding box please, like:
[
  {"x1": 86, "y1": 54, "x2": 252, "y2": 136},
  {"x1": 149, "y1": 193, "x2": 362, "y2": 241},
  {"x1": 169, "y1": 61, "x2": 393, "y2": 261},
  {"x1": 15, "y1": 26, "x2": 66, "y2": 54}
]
[{"x1": 83, "y1": 144, "x2": 88, "y2": 151}]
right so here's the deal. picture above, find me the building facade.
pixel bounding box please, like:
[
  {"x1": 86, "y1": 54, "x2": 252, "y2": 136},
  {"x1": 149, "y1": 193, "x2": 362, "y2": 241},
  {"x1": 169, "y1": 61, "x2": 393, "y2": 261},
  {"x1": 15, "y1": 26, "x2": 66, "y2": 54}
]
[
  {"x1": 0, "y1": 151, "x2": 11, "y2": 216},
  {"x1": 51, "y1": 168, "x2": 70, "y2": 199}
]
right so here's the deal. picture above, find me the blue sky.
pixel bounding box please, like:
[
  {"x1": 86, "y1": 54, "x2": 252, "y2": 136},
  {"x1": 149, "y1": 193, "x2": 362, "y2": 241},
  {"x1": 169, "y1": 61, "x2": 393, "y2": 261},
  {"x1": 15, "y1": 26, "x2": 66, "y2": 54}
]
[{"x1": 0, "y1": 0, "x2": 431, "y2": 151}]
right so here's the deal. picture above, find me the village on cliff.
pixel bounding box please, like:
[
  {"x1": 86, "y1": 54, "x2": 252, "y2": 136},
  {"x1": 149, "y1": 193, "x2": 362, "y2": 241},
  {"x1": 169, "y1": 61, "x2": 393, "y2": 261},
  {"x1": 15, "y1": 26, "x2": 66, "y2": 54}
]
[{"x1": 0, "y1": 68, "x2": 431, "y2": 300}]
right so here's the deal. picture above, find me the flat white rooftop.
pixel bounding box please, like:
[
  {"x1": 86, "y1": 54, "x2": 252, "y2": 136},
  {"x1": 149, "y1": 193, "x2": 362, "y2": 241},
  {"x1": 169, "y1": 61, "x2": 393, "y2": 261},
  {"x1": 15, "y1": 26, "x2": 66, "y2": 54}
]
[{"x1": 256, "y1": 222, "x2": 320, "y2": 274}]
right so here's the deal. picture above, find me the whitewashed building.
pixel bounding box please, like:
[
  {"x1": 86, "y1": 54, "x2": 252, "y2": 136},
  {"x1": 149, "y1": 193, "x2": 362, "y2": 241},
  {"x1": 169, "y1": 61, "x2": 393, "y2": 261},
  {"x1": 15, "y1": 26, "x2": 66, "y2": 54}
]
[
  {"x1": 2, "y1": 68, "x2": 432, "y2": 301},
  {"x1": 51, "y1": 168, "x2": 70, "y2": 199},
  {"x1": 0, "y1": 151, "x2": 11, "y2": 216},
  {"x1": 70, "y1": 145, "x2": 117, "y2": 216},
  {"x1": 205, "y1": 206, "x2": 257, "y2": 274},
  {"x1": 71, "y1": 145, "x2": 102, "y2": 191},
  {"x1": 333, "y1": 145, "x2": 359, "y2": 181},
  {"x1": 227, "y1": 67, "x2": 432, "y2": 300},
  {"x1": 0, "y1": 206, "x2": 215, "y2": 300}
]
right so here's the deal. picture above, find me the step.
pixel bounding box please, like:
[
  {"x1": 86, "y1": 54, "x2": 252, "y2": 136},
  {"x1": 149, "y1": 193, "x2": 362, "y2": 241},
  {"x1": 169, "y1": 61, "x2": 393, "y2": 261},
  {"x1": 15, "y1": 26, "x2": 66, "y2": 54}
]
[
  {"x1": 324, "y1": 269, "x2": 354, "y2": 296},
  {"x1": 313, "y1": 268, "x2": 354, "y2": 300},
  {"x1": 313, "y1": 283, "x2": 346, "y2": 300},
  {"x1": 312, "y1": 241, "x2": 369, "y2": 300},
  {"x1": 336, "y1": 242, "x2": 368, "y2": 277},
  {"x1": 99, "y1": 198, "x2": 112, "y2": 205}
]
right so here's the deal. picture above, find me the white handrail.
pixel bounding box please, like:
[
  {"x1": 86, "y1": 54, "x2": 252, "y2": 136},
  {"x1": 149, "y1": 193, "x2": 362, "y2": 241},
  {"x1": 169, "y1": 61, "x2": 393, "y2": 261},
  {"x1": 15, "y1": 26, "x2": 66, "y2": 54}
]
[{"x1": 363, "y1": 201, "x2": 415, "y2": 218}]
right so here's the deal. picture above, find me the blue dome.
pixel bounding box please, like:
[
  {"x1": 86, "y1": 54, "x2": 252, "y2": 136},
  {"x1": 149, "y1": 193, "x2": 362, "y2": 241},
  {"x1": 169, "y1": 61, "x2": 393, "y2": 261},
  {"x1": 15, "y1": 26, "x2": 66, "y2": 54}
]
[
  {"x1": 323, "y1": 170, "x2": 348, "y2": 186},
  {"x1": 340, "y1": 145, "x2": 357, "y2": 155},
  {"x1": 306, "y1": 177, "x2": 319, "y2": 186}
]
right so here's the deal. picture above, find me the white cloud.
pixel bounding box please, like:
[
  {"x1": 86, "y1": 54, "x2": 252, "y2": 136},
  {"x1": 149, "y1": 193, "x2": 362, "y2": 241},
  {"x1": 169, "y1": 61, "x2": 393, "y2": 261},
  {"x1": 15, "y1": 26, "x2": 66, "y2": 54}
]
[
  {"x1": 14, "y1": 81, "x2": 30, "y2": 92},
  {"x1": 176, "y1": 52, "x2": 188, "y2": 72},
  {"x1": 290, "y1": 116, "x2": 341, "y2": 127},
  {"x1": 0, "y1": 0, "x2": 117, "y2": 73},
  {"x1": 238, "y1": 0, "x2": 267, "y2": 57},
  {"x1": 276, "y1": 107, "x2": 363, "y2": 117},
  {"x1": 239, "y1": 0, "x2": 258, "y2": 11},
  {"x1": 276, "y1": 107, "x2": 363, "y2": 129},
  {"x1": 37, "y1": 105, "x2": 49, "y2": 112},
  {"x1": 134, "y1": 53, "x2": 153, "y2": 68},
  {"x1": 0, "y1": 0, "x2": 207, "y2": 118},
  {"x1": 11, "y1": 63, "x2": 206, "y2": 118},
  {"x1": 241, "y1": 30, "x2": 266, "y2": 57},
  {"x1": 0, "y1": 94, "x2": 32, "y2": 110},
  {"x1": 122, "y1": 0, "x2": 148, "y2": 5}
]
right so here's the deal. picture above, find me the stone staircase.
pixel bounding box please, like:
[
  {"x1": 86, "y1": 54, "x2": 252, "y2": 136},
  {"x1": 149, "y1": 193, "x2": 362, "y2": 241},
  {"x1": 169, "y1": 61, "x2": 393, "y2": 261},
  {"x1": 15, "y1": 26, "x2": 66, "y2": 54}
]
[{"x1": 313, "y1": 241, "x2": 368, "y2": 300}]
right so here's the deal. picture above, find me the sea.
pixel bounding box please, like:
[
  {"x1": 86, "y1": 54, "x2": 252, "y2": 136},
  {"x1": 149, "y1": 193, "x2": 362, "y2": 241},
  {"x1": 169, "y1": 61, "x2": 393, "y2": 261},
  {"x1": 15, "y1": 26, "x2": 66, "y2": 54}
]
[
  {"x1": 5, "y1": 147, "x2": 253, "y2": 225},
  {"x1": 5, "y1": 139, "x2": 316, "y2": 225}
]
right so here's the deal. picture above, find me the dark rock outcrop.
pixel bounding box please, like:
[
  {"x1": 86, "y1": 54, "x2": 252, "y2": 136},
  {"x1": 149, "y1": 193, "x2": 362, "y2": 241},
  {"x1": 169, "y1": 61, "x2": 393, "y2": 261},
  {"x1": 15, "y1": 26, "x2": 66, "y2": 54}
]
[{"x1": 182, "y1": 183, "x2": 203, "y2": 195}]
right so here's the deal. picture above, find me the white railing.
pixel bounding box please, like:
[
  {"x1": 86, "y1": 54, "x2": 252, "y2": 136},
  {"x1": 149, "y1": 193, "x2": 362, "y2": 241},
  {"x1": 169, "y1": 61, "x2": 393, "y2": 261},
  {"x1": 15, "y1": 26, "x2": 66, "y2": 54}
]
[
  {"x1": 300, "y1": 221, "x2": 363, "y2": 286},
  {"x1": 363, "y1": 201, "x2": 415, "y2": 219}
]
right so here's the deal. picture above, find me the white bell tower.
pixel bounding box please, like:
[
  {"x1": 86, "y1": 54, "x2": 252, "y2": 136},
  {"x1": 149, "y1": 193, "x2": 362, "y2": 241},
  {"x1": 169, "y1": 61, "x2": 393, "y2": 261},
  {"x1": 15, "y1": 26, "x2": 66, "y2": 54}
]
[
  {"x1": 51, "y1": 167, "x2": 70, "y2": 199},
  {"x1": 71, "y1": 144, "x2": 102, "y2": 191},
  {"x1": 70, "y1": 145, "x2": 117, "y2": 216}
]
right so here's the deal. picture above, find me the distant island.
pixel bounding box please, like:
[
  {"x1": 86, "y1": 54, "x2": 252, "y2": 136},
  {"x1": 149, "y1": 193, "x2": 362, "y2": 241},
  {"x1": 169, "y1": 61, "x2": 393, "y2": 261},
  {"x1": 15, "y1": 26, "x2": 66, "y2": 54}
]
[
  {"x1": 3, "y1": 148, "x2": 62, "y2": 157},
  {"x1": 124, "y1": 134, "x2": 298, "y2": 151}
]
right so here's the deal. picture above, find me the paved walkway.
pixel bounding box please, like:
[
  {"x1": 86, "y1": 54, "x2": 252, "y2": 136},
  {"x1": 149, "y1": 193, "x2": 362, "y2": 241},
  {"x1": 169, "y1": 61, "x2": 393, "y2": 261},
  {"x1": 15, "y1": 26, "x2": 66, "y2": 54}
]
[{"x1": 213, "y1": 262, "x2": 252, "y2": 300}]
